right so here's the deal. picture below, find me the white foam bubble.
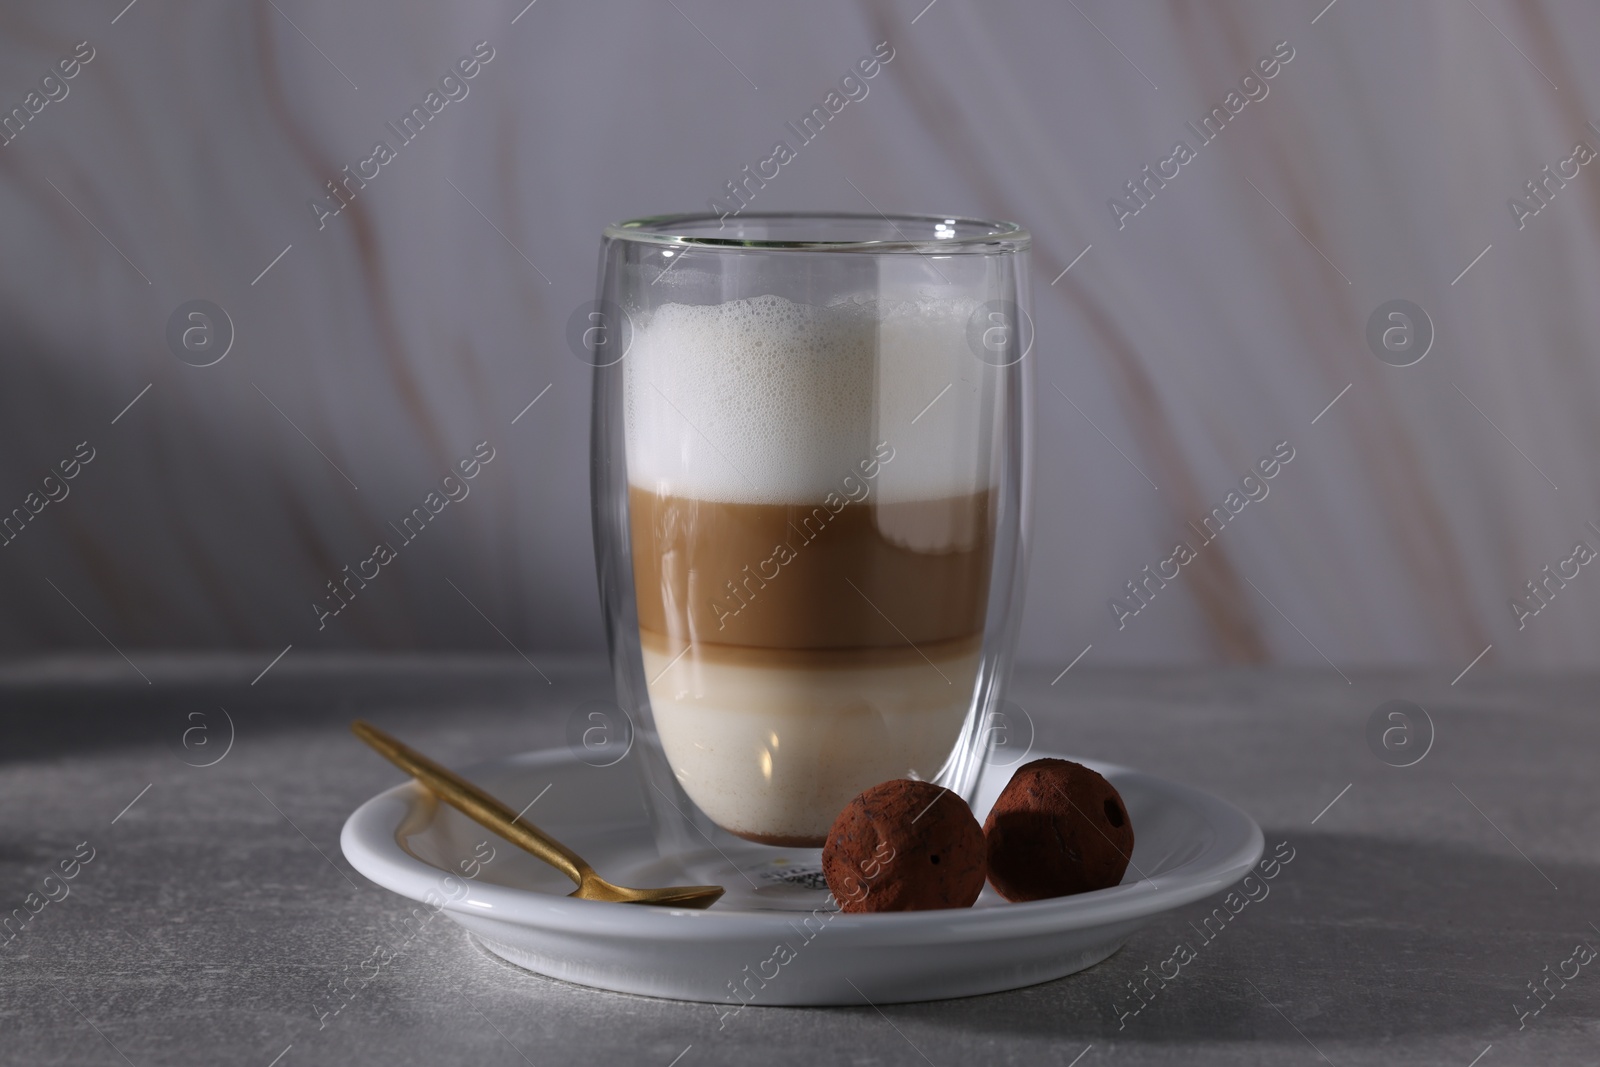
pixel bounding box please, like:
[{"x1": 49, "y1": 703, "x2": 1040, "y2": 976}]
[{"x1": 623, "y1": 293, "x2": 999, "y2": 504}]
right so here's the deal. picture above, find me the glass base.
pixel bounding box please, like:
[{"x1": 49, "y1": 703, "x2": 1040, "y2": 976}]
[{"x1": 621, "y1": 843, "x2": 836, "y2": 912}]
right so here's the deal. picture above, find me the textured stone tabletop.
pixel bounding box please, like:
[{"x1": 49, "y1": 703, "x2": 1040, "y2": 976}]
[{"x1": 1, "y1": 655, "x2": 1595, "y2": 1066}]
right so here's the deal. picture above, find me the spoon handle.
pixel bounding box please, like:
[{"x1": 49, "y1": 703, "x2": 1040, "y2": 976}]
[{"x1": 351, "y1": 720, "x2": 590, "y2": 889}]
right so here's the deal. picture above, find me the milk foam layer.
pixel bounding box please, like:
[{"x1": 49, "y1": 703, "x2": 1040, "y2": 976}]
[
  {"x1": 643, "y1": 641, "x2": 978, "y2": 844},
  {"x1": 624, "y1": 294, "x2": 998, "y2": 505}
]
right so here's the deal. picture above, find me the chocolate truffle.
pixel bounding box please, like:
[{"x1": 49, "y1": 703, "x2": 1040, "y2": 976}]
[
  {"x1": 983, "y1": 758, "x2": 1134, "y2": 902},
  {"x1": 822, "y1": 779, "x2": 986, "y2": 913}
]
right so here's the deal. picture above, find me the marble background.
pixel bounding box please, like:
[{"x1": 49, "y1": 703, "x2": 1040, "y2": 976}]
[{"x1": 2, "y1": 0, "x2": 1597, "y2": 672}]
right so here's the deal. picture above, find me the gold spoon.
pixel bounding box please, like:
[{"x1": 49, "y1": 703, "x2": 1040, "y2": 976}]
[{"x1": 351, "y1": 720, "x2": 724, "y2": 909}]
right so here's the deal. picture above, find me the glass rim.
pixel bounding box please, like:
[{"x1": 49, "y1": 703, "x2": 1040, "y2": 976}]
[{"x1": 603, "y1": 211, "x2": 1030, "y2": 254}]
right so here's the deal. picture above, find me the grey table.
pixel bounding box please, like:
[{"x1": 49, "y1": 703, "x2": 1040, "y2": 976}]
[{"x1": 1, "y1": 655, "x2": 1595, "y2": 1066}]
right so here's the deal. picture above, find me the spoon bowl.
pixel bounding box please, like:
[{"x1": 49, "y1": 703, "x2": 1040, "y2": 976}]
[{"x1": 351, "y1": 721, "x2": 724, "y2": 910}]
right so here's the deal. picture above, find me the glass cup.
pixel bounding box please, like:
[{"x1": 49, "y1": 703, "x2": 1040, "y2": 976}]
[{"x1": 587, "y1": 213, "x2": 1031, "y2": 908}]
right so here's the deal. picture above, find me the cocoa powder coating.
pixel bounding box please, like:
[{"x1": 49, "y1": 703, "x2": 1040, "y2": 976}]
[
  {"x1": 822, "y1": 779, "x2": 986, "y2": 913},
  {"x1": 983, "y1": 758, "x2": 1135, "y2": 902}
]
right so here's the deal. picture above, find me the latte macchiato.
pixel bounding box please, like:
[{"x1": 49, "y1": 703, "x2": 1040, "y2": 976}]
[{"x1": 625, "y1": 294, "x2": 998, "y2": 845}]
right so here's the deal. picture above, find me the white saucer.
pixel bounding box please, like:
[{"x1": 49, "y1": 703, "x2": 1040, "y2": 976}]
[{"x1": 340, "y1": 747, "x2": 1263, "y2": 1005}]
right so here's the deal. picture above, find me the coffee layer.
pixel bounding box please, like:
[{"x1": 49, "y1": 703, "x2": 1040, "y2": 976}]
[
  {"x1": 629, "y1": 486, "x2": 994, "y2": 652},
  {"x1": 631, "y1": 486, "x2": 995, "y2": 843}
]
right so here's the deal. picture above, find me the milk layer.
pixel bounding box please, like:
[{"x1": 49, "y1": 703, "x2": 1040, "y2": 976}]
[{"x1": 643, "y1": 639, "x2": 980, "y2": 845}]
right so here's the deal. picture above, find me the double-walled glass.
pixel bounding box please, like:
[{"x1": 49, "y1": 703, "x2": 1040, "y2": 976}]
[{"x1": 589, "y1": 213, "x2": 1031, "y2": 908}]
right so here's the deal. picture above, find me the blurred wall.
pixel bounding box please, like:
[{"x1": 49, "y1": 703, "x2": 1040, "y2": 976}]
[{"x1": 1, "y1": 0, "x2": 1598, "y2": 671}]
